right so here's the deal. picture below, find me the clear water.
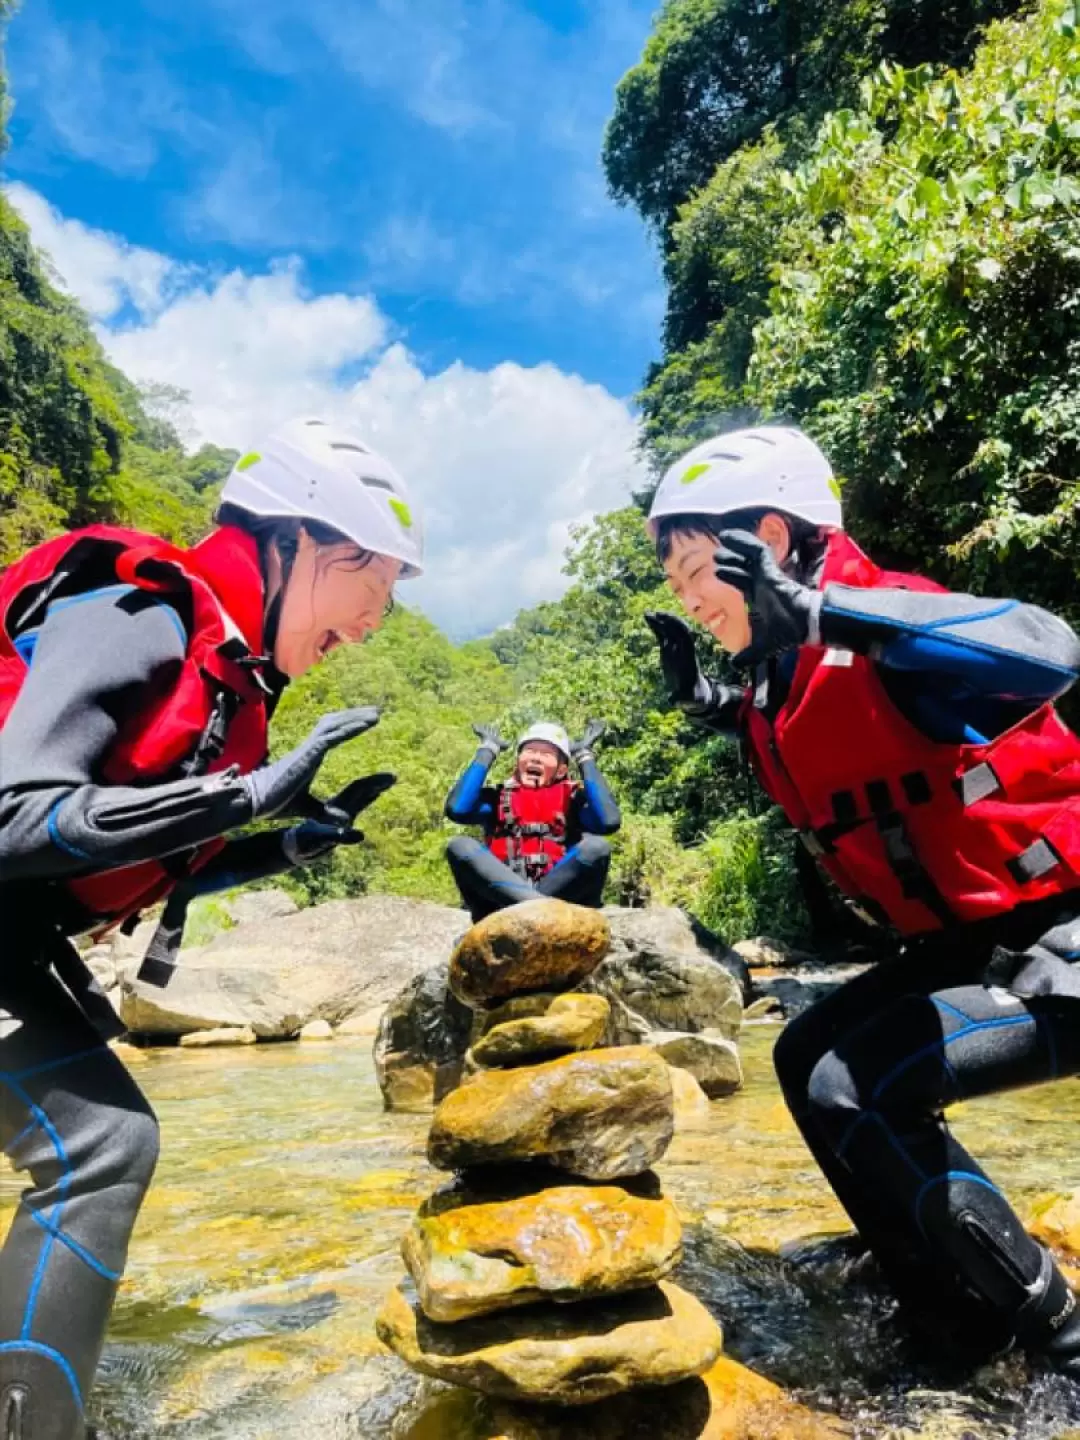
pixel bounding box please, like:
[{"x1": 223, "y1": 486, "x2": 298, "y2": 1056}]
[{"x1": 4, "y1": 1028, "x2": 1080, "y2": 1439}]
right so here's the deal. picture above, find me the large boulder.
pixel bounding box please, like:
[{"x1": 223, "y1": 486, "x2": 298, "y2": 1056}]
[
  {"x1": 376, "y1": 1278, "x2": 722, "y2": 1405},
  {"x1": 374, "y1": 965, "x2": 474, "y2": 1112},
  {"x1": 583, "y1": 908, "x2": 745, "y2": 1045},
  {"x1": 650, "y1": 1032, "x2": 743, "y2": 1099},
  {"x1": 449, "y1": 900, "x2": 611, "y2": 1008},
  {"x1": 119, "y1": 895, "x2": 465, "y2": 1039},
  {"x1": 403, "y1": 1185, "x2": 682, "y2": 1322},
  {"x1": 428, "y1": 1046, "x2": 674, "y2": 1180}
]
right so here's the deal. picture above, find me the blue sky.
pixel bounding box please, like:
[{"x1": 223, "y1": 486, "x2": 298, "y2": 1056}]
[{"x1": 5, "y1": 0, "x2": 662, "y2": 398}]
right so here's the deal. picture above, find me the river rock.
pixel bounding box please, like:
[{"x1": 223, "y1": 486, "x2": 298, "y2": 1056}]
[
  {"x1": 402, "y1": 1185, "x2": 682, "y2": 1323},
  {"x1": 733, "y1": 935, "x2": 818, "y2": 970},
  {"x1": 583, "y1": 908, "x2": 745, "y2": 1045},
  {"x1": 375, "y1": 966, "x2": 474, "y2": 1112},
  {"x1": 178, "y1": 1025, "x2": 257, "y2": 1048},
  {"x1": 376, "y1": 1278, "x2": 722, "y2": 1405},
  {"x1": 650, "y1": 1032, "x2": 743, "y2": 1099},
  {"x1": 428, "y1": 1046, "x2": 674, "y2": 1180},
  {"x1": 668, "y1": 1066, "x2": 712, "y2": 1128},
  {"x1": 476, "y1": 1355, "x2": 850, "y2": 1438},
  {"x1": 1029, "y1": 1190, "x2": 1080, "y2": 1258},
  {"x1": 449, "y1": 900, "x2": 611, "y2": 1008},
  {"x1": 222, "y1": 886, "x2": 298, "y2": 927},
  {"x1": 120, "y1": 895, "x2": 466, "y2": 1038},
  {"x1": 471, "y1": 994, "x2": 610, "y2": 1068}
]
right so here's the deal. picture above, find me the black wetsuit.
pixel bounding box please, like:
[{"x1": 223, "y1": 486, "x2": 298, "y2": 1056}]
[
  {"x1": 696, "y1": 572, "x2": 1080, "y2": 1367},
  {"x1": 0, "y1": 585, "x2": 303, "y2": 1440},
  {"x1": 444, "y1": 750, "x2": 621, "y2": 920}
]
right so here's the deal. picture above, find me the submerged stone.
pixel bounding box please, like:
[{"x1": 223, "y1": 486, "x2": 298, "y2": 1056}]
[
  {"x1": 471, "y1": 994, "x2": 610, "y2": 1068},
  {"x1": 375, "y1": 1278, "x2": 722, "y2": 1405},
  {"x1": 449, "y1": 900, "x2": 611, "y2": 1008},
  {"x1": 402, "y1": 1184, "x2": 682, "y2": 1322},
  {"x1": 650, "y1": 1032, "x2": 743, "y2": 1099},
  {"x1": 428, "y1": 1046, "x2": 674, "y2": 1180}
]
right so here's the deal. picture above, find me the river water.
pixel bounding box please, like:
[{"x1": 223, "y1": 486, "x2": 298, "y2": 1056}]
[{"x1": 4, "y1": 1026, "x2": 1080, "y2": 1439}]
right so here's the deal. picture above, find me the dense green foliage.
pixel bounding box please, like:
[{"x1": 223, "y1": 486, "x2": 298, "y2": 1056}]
[
  {"x1": 0, "y1": 193, "x2": 234, "y2": 563},
  {"x1": 612, "y1": 0, "x2": 1080, "y2": 630},
  {"x1": 604, "y1": 0, "x2": 1020, "y2": 238}
]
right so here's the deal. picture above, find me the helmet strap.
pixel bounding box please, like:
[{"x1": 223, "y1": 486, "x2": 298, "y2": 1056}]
[{"x1": 259, "y1": 527, "x2": 299, "y2": 664}]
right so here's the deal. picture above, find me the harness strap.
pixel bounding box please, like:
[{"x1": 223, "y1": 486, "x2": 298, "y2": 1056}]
[{"x1": 875, "y1": 812, "x2": 957, "y2": 928}]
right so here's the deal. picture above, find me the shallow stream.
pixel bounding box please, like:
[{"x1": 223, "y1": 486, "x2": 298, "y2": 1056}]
[{"x1": 4, "y1": 1027, "x2": 1080, "y2": 1438}]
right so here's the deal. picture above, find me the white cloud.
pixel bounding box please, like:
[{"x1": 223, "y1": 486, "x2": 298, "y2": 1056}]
[{"x1": 7, "y1": 185, "x2": 646, "y2": 639}]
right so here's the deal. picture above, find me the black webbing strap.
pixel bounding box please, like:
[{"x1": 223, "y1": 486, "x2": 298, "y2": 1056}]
[
  {"x1": 875, "y1": 812, "x2": 957, "y2": 927},
  {"x1": 137, "y1": 883, "x2": 196, "y2": 988}
]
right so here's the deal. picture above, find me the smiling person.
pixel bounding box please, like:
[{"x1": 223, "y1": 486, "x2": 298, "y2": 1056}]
[
  {"x1": 444, "y1": 720, "x2": 621, "y2": 921},
  {"x1": 0, "y1": 418, "x2": 423, "y2": 1440},
  {"x1": 644, "y1": 425, "x2": 1080, "y2": 1377}
]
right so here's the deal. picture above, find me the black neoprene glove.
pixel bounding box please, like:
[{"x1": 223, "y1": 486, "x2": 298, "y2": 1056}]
[
  {"x1": 570, "y1": 720, "x2": 607, "y2": 766},
  {"x1": 713, "y1": 531, "x2": 822, "y2": 668},
  {"x1": 285, "y1": 773, "x2": 397, "y2": 861},
  {"x1": 243, "y1": 707, "x2": 381, "y2": 819},
  {"x1": 644, "y1": 611, "x2": 746, "y2": 734},
  {"x1": 471, "y1": 722, "x2": 509, "y2": 765}
]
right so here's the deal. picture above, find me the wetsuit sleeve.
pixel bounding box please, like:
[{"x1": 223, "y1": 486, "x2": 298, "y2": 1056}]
[
  {"x1": 445, "y1": 752, "x2": 499, "y2": 824},
  {"x1": 574, "y1": 761, "x2": 621, "y2": 836},
  {"x1": 184, "y1": 832, "x2": 293, "y2": 895},
  {"x1": 819, "y1": 585, "x2": 1080, "y2": 704},
  {"x1": 0, "y1": 590, "x2": 255, "y2": 882}
]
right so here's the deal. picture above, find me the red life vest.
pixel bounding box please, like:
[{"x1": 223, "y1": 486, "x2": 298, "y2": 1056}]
[
  {"x1": 0, "y1": 523, "x2": 271, "y2": 930},
  {"x1": 490, "y1": 778, "x2": 577, "y2": 881},
  {"x1": 744, "y1": 531, "x2": 1080, "y2": 935}
]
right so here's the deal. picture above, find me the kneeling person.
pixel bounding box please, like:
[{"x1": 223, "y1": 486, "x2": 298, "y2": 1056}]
[{"x1": 445, "y1": 721, "x2": 620, "y2": 920}]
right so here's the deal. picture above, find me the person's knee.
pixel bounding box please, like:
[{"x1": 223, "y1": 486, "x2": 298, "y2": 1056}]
[
  {"x1": 446, "y1": 835, "x2": 483, "y2": 863},
  {"x1": 805, "y1": 1050, "x2": 860, "y2": 1134},
  {"x1": 574, "y1": 835, "x2": 611, "y2": 867},
  {"x1": 773, "y1": 1009, "x2": 821, "y2": 1101},
  {"x1": 88, "y1": 1103, "x2": 160, "y2": 1201}
]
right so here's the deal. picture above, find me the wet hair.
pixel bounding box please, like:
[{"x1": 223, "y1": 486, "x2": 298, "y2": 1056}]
[{"x1": 653, "y1": 507, "x2": 826, "y2": 581}]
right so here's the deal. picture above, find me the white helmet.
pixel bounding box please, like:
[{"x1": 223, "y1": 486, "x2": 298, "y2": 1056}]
[
  {"x1": 221, "y1": 418, "x2": 424, "y2": 578},
  {"x1": 517, "y1": 723, "x2": 571, "y2": 762},
  {"x1": 647, "y1": 426, "x2": 842, "y2": 536}
]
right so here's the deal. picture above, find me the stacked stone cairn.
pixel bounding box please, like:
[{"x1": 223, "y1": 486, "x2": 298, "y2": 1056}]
[{"x1": 376, "y1": 897, "x2": 723, "y2": 1412}]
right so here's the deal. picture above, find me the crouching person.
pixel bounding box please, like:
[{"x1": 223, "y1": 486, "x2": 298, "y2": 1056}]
[{"x1": 444, "y1": 721, "x2": 620, "y2": 921}]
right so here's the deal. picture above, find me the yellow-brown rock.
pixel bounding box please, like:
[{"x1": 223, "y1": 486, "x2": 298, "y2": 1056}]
[
  {"x1": 428, "y1": 1046, "x2": 674, "y2": 1180},
  {"x1": 474, "y1": 1355, "x2": 850, "y2": 1438},
  {"x1": 471, "y1": 994, "x2": 610, "y2": 1068},
  {"x1": 376, "y1": 1278, "x2": 722, "y2": 1405},
  {"x1": 449, "y1": 900, "x2": 610, "y2": 1008},
  {"x1": 1029, "y1": 1190, "x2": 1080, "y2": 1260},
  {"x1": 479, "y1": 992, "x2": 562, "y2": 1033},
  {"x1": 402, "y1": 1185, "x2": 682, "y2": 1322}
]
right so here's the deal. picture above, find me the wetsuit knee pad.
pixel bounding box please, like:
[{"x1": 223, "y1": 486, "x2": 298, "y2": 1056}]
[
  {"x1": 915, "y1": 1171, "x2": 1044, "y2": 1310},
  {"x1": 771, "y1": 1007, "x2": 825, "y2": 1099},
  {"x1": 573, "y1": 835, "x2": 611, "y2": 867},
  {"x1": 445, "y1": 835, "x2": 484, "y2": 863},
  {"x1": 804, "y1": 1051, "x2": 859, "y2": 1132},
  {"x1": 104, "y1": 1106, "x2": 161, "y2": 1199},
  {"x1": 0, "y1": 1347, "x2": 85, "y2": 1440}
]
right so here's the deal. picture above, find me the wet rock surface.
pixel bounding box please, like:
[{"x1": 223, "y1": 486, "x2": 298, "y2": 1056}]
[
  {"x1": 376, "y1": 965, "x2": 475, "y2": 1112},
  {"x1": 449, "y1": 901, "x2": 611, "y2": 1008},
  {"x1": 427, "y1": 1046, "x2": 675, "y2": 1180},
  {"x1": 650, "y1": 1031, "x2": 743, "y2": 1099},
  {"x1": 402, "y1": 1185, "x2": 682, "y2": 1323},
  {"x1": 376, "y1": 1278, "x2": 722, "y2": 1404},
  {"x1": 470, "y1": 994, "x2": 610, "y2": 1068}
]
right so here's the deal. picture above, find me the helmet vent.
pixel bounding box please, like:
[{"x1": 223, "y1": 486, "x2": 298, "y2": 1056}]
[
  {"x1": 330, "y1": 441, "x2": 370, "y2": 454},
  {"x1": 305, "y1": 419, "x2": 327, "y2": 427},
  {"x1": 360, "y1": 475, "x2": 394, "y2": 493}
]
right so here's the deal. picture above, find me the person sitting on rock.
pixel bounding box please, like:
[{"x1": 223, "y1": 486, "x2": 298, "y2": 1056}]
[
  {"x1": 0, "y1": 418, "x2": 424, "y2": 1440},
  {"x1": 643, "y1": 424, "x2": 1080, "y2": 1378},
  {"x1": 444, "y1": 721, "x2": 621, "y2": 920}
]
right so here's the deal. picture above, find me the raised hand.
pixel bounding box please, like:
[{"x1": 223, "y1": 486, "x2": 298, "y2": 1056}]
[
  {"x1": 570, "y1": 719, "x2": 607, "y2": 764},
  {"x1": 243, "y1": 707, "x2": 381, "y2": 818},
  {"x1": 644, "y1": 611, "x2": 706, "y2": 706},
  {"x1": 714, "y1": 530, "x2": 821, "y2": 666},
  {"x1": 471, "y1": 721, "x2": 509, "y2": 762}
]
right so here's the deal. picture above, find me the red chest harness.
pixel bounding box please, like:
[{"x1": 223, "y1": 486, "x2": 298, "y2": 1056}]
[
  {"x1": 0, "y1": 524, "x2": 271, "y2": 930},
  {"x1": 490, "y1": 778, "x2": 577, "y2": 882},
  {"x1": 743, "y1": 532, "x2": 1080, "y2": 935}
]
